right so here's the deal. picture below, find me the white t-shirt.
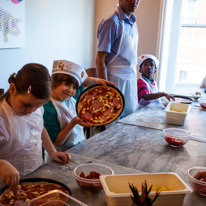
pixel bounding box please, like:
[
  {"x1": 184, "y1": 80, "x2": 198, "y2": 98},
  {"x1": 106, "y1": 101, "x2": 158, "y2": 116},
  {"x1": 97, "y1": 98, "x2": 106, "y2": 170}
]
[{"x1": 0, "y1": 98, "x2": 43, "y2": 177}]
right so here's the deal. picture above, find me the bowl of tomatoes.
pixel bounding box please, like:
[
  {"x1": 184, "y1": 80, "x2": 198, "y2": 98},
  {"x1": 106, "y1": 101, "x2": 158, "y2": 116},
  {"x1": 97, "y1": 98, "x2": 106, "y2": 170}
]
[
  {"x1": 163, "y1": 128, "x2": 191, "y2": 147},
  {"x1": 188, "y1": 167, "x2": 206, "y2": 196},
  {"x1": 73, "y1": 163, "x2": 114, "y2": 192}
]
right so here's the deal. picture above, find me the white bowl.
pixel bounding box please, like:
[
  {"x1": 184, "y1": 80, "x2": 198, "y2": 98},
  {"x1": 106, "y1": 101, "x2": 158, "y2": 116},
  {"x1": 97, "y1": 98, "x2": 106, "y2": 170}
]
[
  {"x1": 188, "y1": 167, "x2": 206, "y2": 196},
  {"x1": 73, "y1": 163, "x2": 114, "y2": 192}
]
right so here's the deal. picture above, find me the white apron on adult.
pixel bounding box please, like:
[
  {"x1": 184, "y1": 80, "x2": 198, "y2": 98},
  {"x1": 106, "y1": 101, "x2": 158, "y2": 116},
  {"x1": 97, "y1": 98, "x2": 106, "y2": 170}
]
[
  {"x1": 107, "y1": 10, "x2": 138, "y2": 118},
  {"x1": 138, "y1": 76, "x2": 158, "y2": 106},
  {"x1": 0, "y1": 99, "x2": 43, "y2": 177},
  {"x1": 50, "y1": 97, "x2": 84, "y2": 152}
]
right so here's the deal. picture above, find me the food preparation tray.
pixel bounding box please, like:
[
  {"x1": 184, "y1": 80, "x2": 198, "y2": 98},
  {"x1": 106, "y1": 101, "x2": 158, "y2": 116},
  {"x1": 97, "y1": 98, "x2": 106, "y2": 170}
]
[{"x1": 100, "y1": 172, "x2": 192, "y2": 206}]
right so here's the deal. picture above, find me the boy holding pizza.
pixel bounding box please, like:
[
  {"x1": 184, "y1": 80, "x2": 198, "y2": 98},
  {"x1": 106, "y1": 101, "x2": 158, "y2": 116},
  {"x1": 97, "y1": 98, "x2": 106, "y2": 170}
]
[{"x1": 43, "y1": 60, "x2": 114, "y2": 154}]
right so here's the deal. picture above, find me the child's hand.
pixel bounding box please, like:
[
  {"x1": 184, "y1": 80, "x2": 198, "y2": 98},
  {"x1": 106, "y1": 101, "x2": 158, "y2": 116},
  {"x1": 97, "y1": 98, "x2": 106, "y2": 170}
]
[
  {"x1": 73, "y1": 116, "x2": 94, "y2": 128},
  {"x1": 96, "y1": 78, "x2": 116, "y2": 87},
  {"x1": 194, "y1": 171, "x2": 206, "y2": 182},
  {"x1": 164, "y1": 94, "x2": 175, "y2": 101},
  {"x1": 0, "y1": 160, "x2": 20, "y2": 187},
  {"x1": 50, "y1": 152, "x2": 71, "y2": 164}
]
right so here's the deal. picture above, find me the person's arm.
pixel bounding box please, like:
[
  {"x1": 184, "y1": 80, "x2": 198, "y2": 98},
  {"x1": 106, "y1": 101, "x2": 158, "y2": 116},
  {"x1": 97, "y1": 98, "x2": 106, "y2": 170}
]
[
  {"x1": 142, "y1": 92, "x2": 175, "y2": 101},
  {"x1": 0, "y1": 160, "x2": 19, "y2": 187},
  {"x1": 43, "y1": 101, "x2": 93, "y2": 148},
  {"x1": 54, "y1": 117, "x2": 93, "y2": 146},
  {"x1": 41, "y1": 127, "x2": 71, "y2": 164},
  {"x1": 82, "y1": 77, "x2": 116, "y2": 88},
  {"x1": 96, "y1": 51, "x2": 108, "y2": 80}
]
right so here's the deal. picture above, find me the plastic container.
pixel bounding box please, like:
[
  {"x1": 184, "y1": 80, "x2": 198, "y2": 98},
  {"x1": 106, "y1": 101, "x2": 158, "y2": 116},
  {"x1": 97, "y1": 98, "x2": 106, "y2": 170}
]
[
  {"x1": 164, "y1": 102, "x2": 191, "y2": 125},
  {"x1": 163, "y1": 128, "x2": 191, "y2": 147},
  {"x1": 73, "y1": 163, "x2": 114, "y2": 193},
  {"x1": 188, "y1": 167, "x2": 206, "y2": 196},
  {"x1": 198, "y1": 98, "x2": 206, "y2": 110},
  {"x1": 161, "y1": 97, "x2": 170, "y2": 107},
  {"x1": 100, "y1": 173, "x2": 192, "y2": 206},
  {"x1": 23, "y1": 189, "x2": 88, "y2": 206}
]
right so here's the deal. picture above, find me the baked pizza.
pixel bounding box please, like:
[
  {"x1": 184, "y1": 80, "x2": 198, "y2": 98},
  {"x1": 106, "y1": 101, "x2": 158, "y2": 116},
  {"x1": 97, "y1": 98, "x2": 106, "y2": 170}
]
[
  {"x1": 76, "y1": 85, "x2": 124, "y2": 125},
  {"x1": 0, "y1": 181, "x2": 69, "y2": 206}
]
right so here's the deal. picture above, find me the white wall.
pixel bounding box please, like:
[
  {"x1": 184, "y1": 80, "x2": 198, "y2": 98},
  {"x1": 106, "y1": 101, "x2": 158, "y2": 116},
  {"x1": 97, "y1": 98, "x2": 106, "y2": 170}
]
[
  {"x1": 0, "y1": 0, "x2": 162, "y2": 91},
  {"x1": 0, "y1": 0, "x2": 96, "y2": 91}
]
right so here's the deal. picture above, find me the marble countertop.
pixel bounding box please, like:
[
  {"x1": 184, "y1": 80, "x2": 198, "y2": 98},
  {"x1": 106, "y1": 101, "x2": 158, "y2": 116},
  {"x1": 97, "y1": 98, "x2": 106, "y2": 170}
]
[
  {"x1": 118, "y1": 100, "x2": 206, "y2": 137},
  {"x1": 1, "y1": 153, "x2": 205, "y2": 206},
  {"x1": 67, "y1": 123, "x2": 206, "y2": 184},
  {"x1": 66, "y1": 123, "x2": 206, "y2": 205}
]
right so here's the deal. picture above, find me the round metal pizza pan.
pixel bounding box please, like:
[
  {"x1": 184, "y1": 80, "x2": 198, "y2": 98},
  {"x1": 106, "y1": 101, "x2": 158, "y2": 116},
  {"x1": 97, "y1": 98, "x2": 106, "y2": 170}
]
[
  {"x1": 0, "y1": 178, "x2": 72, "y2": 195},
  {"x1": 76, "y1": 84, "x2": 125, "y2": 126}
]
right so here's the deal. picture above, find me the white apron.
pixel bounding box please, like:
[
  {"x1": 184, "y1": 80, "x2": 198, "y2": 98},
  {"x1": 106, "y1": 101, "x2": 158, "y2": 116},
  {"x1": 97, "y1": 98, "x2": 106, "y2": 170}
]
[
  {"x1": 139, "y1": 76, "x2": 158, "y2": 106},
  {"x1": 50, "y1": 97, "x2": 84, "y2": 152},
  {"x1": 0, "y1": 99, "x2": 43, "y2": 177},
  {"x1": 107, "y1": 11, "x2": 138, "y2": 118}
]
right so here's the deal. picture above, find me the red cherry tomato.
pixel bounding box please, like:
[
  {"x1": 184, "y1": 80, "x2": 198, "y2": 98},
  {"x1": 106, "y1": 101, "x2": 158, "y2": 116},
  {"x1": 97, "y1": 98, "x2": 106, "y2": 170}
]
[{"x1": 165, "y1": 136, "x2": 185, "y2": 146}]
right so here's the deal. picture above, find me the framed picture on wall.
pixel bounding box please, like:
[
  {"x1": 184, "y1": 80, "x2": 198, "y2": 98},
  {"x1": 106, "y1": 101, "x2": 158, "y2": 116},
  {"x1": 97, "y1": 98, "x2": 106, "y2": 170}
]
[{"x1": 0, "y1": 0, "x2": 25, "y2": 49}]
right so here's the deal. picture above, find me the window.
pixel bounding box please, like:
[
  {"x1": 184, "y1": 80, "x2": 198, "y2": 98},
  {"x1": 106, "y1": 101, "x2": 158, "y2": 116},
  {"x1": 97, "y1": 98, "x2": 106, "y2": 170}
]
[
  {"x1": 179, "y1": 71, "x2": 187, "y2": 82},
  {"x1": 175, "y1": 0, "x2": 206, "y2": 87},
  {"x1": 158, "y1": 0, "x2": 206, "y2": 93}
]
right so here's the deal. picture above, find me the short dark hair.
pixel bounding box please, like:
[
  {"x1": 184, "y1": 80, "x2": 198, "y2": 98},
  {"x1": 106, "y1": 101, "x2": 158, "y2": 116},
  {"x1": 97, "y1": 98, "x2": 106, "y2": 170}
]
[
  {"x1": 0, "y1": 63, "x2": 51, "y2": 101},
  {"x1": 52, "y1": 73, "x2": 79, "y2": 90}
]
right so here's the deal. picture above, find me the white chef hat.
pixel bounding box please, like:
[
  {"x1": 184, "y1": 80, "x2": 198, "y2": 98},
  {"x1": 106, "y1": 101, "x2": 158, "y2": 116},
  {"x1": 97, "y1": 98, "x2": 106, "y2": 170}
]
[
  {"x1": 137, "y1": 54, "x2": 159, "y2": 68},
  {"x1": 52, "y1": 60, "x2": 88, "y2": 85}
]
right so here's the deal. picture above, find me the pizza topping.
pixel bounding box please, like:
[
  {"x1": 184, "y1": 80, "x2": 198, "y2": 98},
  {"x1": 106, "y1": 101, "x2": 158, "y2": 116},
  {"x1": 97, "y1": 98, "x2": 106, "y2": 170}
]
[
  {"x1": 0, "y1": 182, "x2": 69, "y2": 206},
  {"x1": 78, "y1": 86, "x2": 123, "y2": 125},
  {"x1": 113, "y1": 98, "x2": 120, "y2": 107},
  {"x1": 82, "y1": 111, "x2": 93, "y2": 120},
  {"x1": 92, "y1": 100, "x2": 102, "y2": 109}
]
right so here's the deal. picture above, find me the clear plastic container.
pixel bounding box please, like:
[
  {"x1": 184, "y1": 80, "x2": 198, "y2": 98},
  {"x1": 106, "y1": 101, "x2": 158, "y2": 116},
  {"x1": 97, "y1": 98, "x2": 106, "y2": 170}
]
[
  {"x1": 100, "y1": 173, "x2": 192, "y2": 206},
  {"x1": 164, "y1": 102, "x2": 191, "y2": 125},
  {"x1": 161, "y1": 97, "x2": 170, "y2": 107},
  {"x1": 73, "y1": 163, "x2": 114, "y2": 193},
  {"x1": 23, "y1": 189, "x2": 88, "y2": 206},
  {"x1": 163, "y1": 128, "x2": 191, "y2": 147},
  {"x1": 198, "y1": 98, "x2": 206, "y2": 110},
  {"x1": 188, "y1": 167, "x2": 206, "y2": 196}
]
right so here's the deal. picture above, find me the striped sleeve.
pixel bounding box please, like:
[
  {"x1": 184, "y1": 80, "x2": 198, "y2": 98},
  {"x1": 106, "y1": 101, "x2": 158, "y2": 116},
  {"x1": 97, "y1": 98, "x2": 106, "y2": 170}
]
[{"x1": 137, "y1": 79, "x2": 149, "y2": 103}]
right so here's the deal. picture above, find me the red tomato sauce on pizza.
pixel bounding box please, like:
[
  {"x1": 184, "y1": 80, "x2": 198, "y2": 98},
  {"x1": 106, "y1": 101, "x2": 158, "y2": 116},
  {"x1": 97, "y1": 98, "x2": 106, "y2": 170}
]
[
  {"x1": 0, "y1": 182, "x2": 69, "y2": 206},
  {"x1": 77, "y1": 86, "x2": 124, "y2": 125}
]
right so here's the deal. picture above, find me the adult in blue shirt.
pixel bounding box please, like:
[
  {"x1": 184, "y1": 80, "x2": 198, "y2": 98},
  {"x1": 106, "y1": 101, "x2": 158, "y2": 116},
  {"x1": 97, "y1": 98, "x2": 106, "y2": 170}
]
[{"x1": 96, "y1": 0, "x2": 140, "y2": 119}]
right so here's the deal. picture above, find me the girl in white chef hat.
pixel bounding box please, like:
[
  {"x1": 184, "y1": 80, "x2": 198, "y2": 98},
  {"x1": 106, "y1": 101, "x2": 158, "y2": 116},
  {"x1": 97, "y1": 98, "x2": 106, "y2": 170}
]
[
  {"x1": 43, "y1": 60, "x2": 114, "y2": 154},
  {"x1": 137, "y1": 54, "x2": 174, "y2": 107},
  {"x1": 0, "y1": 63, "x2": 71, "y2": 187}
]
